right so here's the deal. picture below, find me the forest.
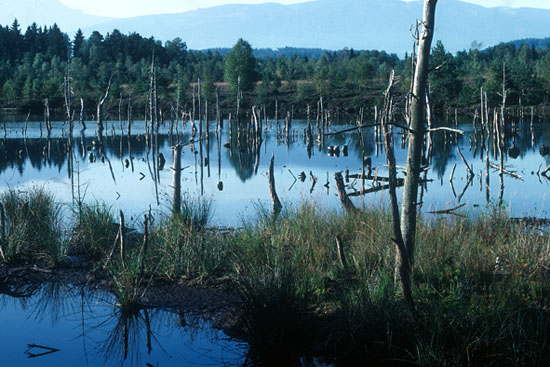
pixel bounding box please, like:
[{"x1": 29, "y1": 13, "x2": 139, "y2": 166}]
[{"x1": 1, "y1": 19, "x2": 550, "y2": 117}]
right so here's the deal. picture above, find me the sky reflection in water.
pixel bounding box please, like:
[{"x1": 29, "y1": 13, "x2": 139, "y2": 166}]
[
  {"x1": 0, "y1": 282, "x2": 245, "y2": 366},
  {"x1": 1, "y1": 116, "x2": 549, "y2": 227}
]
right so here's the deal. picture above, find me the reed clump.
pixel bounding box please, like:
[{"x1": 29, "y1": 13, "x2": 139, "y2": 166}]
[
  {"x1": 0, "y1": 188, "x2": 65, "y2": 266},
  {"x1": 70, "y1": 202, "x2": 118, "y2": 261}
]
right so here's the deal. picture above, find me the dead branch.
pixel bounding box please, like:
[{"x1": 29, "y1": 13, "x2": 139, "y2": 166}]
[
  {"x1": 428, "y1": 203, "x2": 467, "y2": 214},
  {"x1": 488, "y1": 162, "x2": 524, "y2": 181}
]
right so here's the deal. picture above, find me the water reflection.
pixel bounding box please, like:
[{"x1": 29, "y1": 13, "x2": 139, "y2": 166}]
[
  {"x1": 1, "y1": 116, "x2": 550, "y2": 224},
  {"x1": 0, "y1": 278, "x2": 245, "y2": 366}
]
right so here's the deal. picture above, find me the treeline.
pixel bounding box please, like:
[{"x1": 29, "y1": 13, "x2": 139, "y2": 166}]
[{"x1": 1, "y1": 19, "x2": 550, "y2": 116}]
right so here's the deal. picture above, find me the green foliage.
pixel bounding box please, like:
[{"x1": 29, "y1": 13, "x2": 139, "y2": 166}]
[
  {"x1": 224, "y1": 38, "x2": 257, "y2": 93},
  {"x1": 2, "y1": 20, "x2": 550, "y2": 112},
  {"x1": 429, "y1": 41, "x2": 461, "y2": 110}
]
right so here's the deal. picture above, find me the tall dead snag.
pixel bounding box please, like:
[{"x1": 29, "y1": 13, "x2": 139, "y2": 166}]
[
  {"x1": 399, "y1": 0, "x2": 438, "y2": 308},
  {"x1": 268, "y1": 153, "x2": 282, "y2": 216},
  {"x1": 172, "y1": 144, "x2": 183, "y2": 214},
  {"x1": 379, "y1": 71, "x2": 406, "y2": 285},
  {"x1": 79, "y1": 97, "x2": 86, "y2": 131},
  {"x1": 44, "y1": 98, "x2": 51, "y2": 136},
  {"x1": 97, "y1": 74, "x2": 113, "y2": 134}
]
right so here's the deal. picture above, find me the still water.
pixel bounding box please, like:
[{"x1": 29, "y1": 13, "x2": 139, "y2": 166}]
[
  {"x1": 1, "y1": 116, "x2": 550, "y2": 226},
  {"x1": 0, "y1": 282, "x2": 245, "y2": 366}
]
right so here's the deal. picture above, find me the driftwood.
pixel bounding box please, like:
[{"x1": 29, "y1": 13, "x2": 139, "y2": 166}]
[
  {"x1": 44, "y1": 98, "x2": 51, "y2": 135},
  {"x1": 457, "y1": 147, "x2": 474, "y2": 178},
  {"x1": 97, "y1": 74, "x2": 113, "y2": 133},
  {"x1": 309, "y1": 171, "x2": 317, "y2": 193},
  {"x1": 119, "y1": 210, "x2": 125, "y2": 260},
  {"x1": 488, "y1": 162, "x2": 524, "y2": 181},
  {"x1": 334, "y1": 172, "x2": 356, "y2": 212},
  {"x1": 268, "y1": 153, "x2": 282, "y2": 216},
  {"x1": 140, "y1": 213, "x2": 149, "y2": 277},
  {"x1": 79, "y1": 97, "x2": 86, "y2": 130},
  {"x1": 428, "y1": 203, "x2": 467, "y2": 215},
  {"x1": 323, "y1": 122, "x2": 379, "y2": 136},
  {"x1": 427, "y1": 127, "x2": 464, "y2": 135},
  {"x1": 449, "y1": 163, "x2": 457, "y2": 182},
  {"x1": 348, "y1": 173, "x2": 404, "y2": 185}
]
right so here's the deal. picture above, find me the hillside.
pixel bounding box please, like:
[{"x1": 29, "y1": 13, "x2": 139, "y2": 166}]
[
  {"x1": 0, "y1": 0, "x2": 111, "y2": 31},
  {"x1": 82, "y1": 0, "x2": 550, "y2": 53}
]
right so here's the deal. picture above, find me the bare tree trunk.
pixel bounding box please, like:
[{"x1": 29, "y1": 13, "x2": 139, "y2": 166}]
[
  {"x1": 334, "y1": 172, "x2": 356, "y2": 213},
  {"x1": 97, "y1": 74, "x2": 113, "y2": 135},
  {"x1": 398, "y1": 0, "x2": 438, "y2": 308},
  {"x1": 268, "y1": 153, "x2": 282, "y2": 216},
  {"x1": 172, "y1": 144, "x2": 182, "y2": 214},
  {"x1": 379, "y1": 71, "x2": 406, "y2": 285}
]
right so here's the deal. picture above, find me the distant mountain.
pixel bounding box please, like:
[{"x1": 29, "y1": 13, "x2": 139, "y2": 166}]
[
  {"x1": 81, "y1": 0, "x2": 550, "y2": 53},
  {"x1": 3, "y1": 0, "x2": 550, "y2": 54},
  {"x1": 0, "y1": 0, "x2": 111, "y2": 32}
]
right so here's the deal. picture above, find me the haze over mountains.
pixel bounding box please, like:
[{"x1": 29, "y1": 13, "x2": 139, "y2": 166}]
[
  {"x1": 3, "y1": 0, "x2": 550, "y2": 53},
  {"x1": 0, "y1": 0, "x2": 111, "y2": 32}
]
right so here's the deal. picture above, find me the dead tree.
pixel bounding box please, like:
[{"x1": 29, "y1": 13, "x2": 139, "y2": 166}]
[
  {"x1": 388, "y1": 0, "x2": 438, "y2": 308},
  {"x1": 79, "y1": 98, "x2": 86, "y2": 130},
  {"x1": 268, "y1": 153, "x2": 282, "y2": 216},
  {"x1": 172, "y1": 144, "x2": 183, "y2": 214},
  {"x1": 97, "y1": 74, "x2": 113, "y2": 134}
]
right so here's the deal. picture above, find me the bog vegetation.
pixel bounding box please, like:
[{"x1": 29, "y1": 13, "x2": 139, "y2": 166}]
[{"x1": 0, "y1": 188, "x2": 549, "y2": 365}]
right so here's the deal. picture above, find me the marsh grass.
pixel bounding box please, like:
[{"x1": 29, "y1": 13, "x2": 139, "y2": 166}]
[
  {"x1": 151, "y1": 196, "x2": 229, "y2": 282},
  {"x1": 105, "y1": 249, "x2": 153, "y2": 314},
  {"x1": 227, "y1": 204, "x2": 550, "y2": 365},
  {"x1": 179, "y1": 194, "x2": 213, "y2": 231},
  {"x1": 71, "y1": 202, "x2": 117, "y2": 261},
  {"x1": 0, "y1": 188, "x2": 65, "y2": 265},
  {"x1": 233, "y1": 262, "x2": 318, "y2": 364}
]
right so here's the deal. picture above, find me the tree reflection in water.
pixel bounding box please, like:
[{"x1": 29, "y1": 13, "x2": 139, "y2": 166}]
[{"x1": 0, "y1": 279, "x2": 245, "y2": 366}]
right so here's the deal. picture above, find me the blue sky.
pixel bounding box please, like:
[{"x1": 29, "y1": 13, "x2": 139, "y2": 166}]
[{"x1": 58, "y1": 0, "x2": 550, "y2": 18}]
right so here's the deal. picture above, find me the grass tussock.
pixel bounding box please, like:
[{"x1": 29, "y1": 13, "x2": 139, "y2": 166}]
[
  {"x1": 71, "y1": 202, "x2": 118, "y2": 261},
  {"x1": 0, "y1": 188, "x2": 66, "y2": 266}
]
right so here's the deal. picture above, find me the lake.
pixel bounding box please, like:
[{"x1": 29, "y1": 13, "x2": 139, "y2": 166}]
[{"x1": 1, "y1": 114, "x2": 549, "y2": 227}]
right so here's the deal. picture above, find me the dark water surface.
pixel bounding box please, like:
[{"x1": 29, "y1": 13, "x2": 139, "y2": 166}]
[
  {"x1": 0, "y1": 283, "x2": 245, "y2": 366},
  {"x1": 1, "y1": 116, "x2": 549, "y2": 225}
]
